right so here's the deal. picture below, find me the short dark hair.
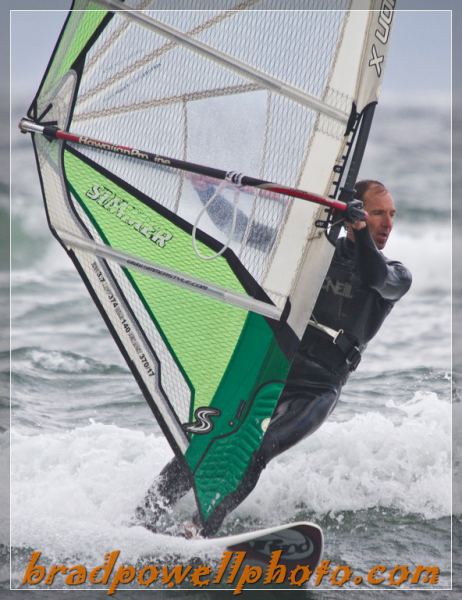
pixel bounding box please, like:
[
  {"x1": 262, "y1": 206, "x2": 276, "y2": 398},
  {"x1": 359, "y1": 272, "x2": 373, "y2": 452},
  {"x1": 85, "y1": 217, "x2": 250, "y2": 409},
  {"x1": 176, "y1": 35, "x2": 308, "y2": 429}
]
[{"x1": 354, "y1": 180, "x2": 388, "y2": 201}]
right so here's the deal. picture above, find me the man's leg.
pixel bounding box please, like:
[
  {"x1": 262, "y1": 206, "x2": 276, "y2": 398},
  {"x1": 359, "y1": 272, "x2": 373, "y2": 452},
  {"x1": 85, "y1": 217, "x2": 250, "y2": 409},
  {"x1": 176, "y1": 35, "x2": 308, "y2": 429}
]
[
  {"x1": 135, "y1": 456, "x2": 192, "y2": 532},
  {"x1": 260, "y1": 382, "x2": 340, "y2": 458}
]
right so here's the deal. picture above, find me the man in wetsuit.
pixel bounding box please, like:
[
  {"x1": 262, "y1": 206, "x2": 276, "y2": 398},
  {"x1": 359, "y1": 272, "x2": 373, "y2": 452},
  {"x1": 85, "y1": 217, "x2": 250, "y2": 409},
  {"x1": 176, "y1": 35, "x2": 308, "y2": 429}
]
[{"x1": 135, "y1": 179, "x2": 412, "y2": 537}]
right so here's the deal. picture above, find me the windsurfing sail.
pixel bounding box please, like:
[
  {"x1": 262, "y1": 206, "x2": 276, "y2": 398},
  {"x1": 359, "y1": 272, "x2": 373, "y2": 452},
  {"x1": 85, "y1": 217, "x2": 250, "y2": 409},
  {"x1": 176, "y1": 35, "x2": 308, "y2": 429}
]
[{"x1": 20, "y1": 0, "x2": 394, "y2": 528}]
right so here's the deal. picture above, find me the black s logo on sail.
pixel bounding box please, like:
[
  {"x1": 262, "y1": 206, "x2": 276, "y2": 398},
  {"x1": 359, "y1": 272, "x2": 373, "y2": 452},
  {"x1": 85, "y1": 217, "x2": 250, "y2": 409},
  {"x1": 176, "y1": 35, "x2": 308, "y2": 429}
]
[{"x1": 183, "y1": 407, "x2": 221, "y2": 434}]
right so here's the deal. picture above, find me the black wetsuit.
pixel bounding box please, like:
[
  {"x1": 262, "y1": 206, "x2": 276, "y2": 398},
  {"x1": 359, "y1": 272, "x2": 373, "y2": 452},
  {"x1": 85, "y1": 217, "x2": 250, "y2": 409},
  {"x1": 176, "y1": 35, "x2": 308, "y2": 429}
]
[{"x1": 136, "y1": 227, "x2": 412, "y2": 536}]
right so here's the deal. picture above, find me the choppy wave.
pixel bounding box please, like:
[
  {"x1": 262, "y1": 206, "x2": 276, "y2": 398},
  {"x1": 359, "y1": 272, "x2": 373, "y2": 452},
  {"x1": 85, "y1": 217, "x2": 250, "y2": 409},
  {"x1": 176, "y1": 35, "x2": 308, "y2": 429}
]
[
  {"x1": 8, "y1": 388, "x2": 450, "y2": 568},
  {"x1": 240, "y1": 390, "x2": 451, "y2": 522},
  {"x1": 11, "y1": 347, "x2": 127, "y2": 376}
]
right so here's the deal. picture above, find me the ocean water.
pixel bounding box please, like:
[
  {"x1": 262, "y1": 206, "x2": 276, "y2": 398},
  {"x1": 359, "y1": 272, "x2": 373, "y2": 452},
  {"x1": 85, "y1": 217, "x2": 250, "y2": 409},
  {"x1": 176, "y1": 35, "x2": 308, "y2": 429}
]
[{"x1": 3, "y1": 97, "x2": 456, "y2": 596}]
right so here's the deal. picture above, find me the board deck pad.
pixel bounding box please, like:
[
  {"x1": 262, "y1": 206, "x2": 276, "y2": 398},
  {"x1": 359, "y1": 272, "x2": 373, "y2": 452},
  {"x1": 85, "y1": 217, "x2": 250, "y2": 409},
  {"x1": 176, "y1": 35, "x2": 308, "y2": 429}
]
[{"x1": 224, "y1": 522, "x2": 323, "y2": 570}]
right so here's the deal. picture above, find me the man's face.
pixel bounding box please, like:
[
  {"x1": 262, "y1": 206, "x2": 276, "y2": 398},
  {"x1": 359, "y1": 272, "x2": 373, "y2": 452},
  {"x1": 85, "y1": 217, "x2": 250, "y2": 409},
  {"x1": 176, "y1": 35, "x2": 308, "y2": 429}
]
[{"x1": 363, "y1": 188, "x2": 396, "y2": 250}]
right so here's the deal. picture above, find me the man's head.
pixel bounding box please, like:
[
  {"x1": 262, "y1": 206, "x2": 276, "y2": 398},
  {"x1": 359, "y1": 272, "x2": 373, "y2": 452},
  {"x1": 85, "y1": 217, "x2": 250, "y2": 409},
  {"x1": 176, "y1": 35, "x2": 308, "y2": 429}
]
[{"x1": 353, "y1": 180, "x2": 396, "y2": 250}]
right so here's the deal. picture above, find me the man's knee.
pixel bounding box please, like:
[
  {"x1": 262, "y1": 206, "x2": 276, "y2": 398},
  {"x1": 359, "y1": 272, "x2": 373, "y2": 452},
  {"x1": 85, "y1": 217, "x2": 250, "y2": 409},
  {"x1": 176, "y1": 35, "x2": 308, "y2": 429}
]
[{"x1": 262, "y1": 386, "x2": 340, "y2": 459}]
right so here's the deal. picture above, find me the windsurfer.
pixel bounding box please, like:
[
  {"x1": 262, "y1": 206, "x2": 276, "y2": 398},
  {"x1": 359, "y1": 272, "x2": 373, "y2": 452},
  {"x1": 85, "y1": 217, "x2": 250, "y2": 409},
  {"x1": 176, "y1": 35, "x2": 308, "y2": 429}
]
[{"x1": 135, "y1": 179, "x2": 412, "y2": 538}]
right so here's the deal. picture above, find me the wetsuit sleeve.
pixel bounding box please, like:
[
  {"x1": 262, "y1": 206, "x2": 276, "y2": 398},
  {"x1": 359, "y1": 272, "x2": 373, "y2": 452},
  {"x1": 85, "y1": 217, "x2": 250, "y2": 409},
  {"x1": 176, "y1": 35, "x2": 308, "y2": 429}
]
[{"x1": 353, "y1": 227, "x2": 412, "y2": 302}]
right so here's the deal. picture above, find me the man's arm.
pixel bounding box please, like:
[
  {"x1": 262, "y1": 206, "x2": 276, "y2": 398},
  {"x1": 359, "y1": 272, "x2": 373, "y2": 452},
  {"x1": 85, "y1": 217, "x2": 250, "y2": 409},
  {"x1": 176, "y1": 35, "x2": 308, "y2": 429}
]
[{"x1": 353, "y1": 227, "x2": 412, "y2": 302}]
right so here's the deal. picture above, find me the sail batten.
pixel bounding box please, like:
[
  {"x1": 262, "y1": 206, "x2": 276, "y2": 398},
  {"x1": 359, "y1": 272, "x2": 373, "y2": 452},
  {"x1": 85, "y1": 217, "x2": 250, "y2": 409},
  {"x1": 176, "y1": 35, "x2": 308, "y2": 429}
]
[{"x1": 57, "y1": 229, "x2": 283, "y2": 319}]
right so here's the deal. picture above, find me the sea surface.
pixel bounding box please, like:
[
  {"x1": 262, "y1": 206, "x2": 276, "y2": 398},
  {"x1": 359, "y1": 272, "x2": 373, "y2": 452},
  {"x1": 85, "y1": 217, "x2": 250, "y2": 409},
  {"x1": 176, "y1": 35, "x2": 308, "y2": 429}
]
[{"x1": 2, "y1": 95, "x2": 459, "y2": 597}]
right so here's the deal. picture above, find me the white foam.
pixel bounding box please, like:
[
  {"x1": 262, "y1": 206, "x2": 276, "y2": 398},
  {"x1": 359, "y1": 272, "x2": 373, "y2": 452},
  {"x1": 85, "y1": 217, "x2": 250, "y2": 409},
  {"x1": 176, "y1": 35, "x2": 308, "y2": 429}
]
[
  {"x1": 356, "y1": 225, "x2": 451, "y2": 373},
  {"x1": 235, "y1": 390, "x2": 451, "y2": 524},
  {"x1": 27, "y1": 349, "x2": 93, "y2": 374},
  {"x1": 10, "y1": 424, "x2": 185, "y2": 563},
  {"x1": 384, "y1": 225, "x2": 450, "y2": 295},
  {"x1": 453, "y1": 399, "x2": 462, "y2": 517},
  {"x1": 9, "y1": 388, "x2": 451, "y2": 563}
]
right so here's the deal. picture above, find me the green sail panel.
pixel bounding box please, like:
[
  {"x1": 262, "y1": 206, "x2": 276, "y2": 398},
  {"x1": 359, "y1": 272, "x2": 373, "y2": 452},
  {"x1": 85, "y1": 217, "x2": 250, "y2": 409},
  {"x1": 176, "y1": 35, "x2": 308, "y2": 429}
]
[
  {"x1": 63, "y1": 148, "x2": 290, "y2": 521},
  {"x1": 37, "y1": 0, "x2": 108, "y2": 112},
  {"x1": 64, "y1": 149, "x2": 250, "y2": 415}
]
